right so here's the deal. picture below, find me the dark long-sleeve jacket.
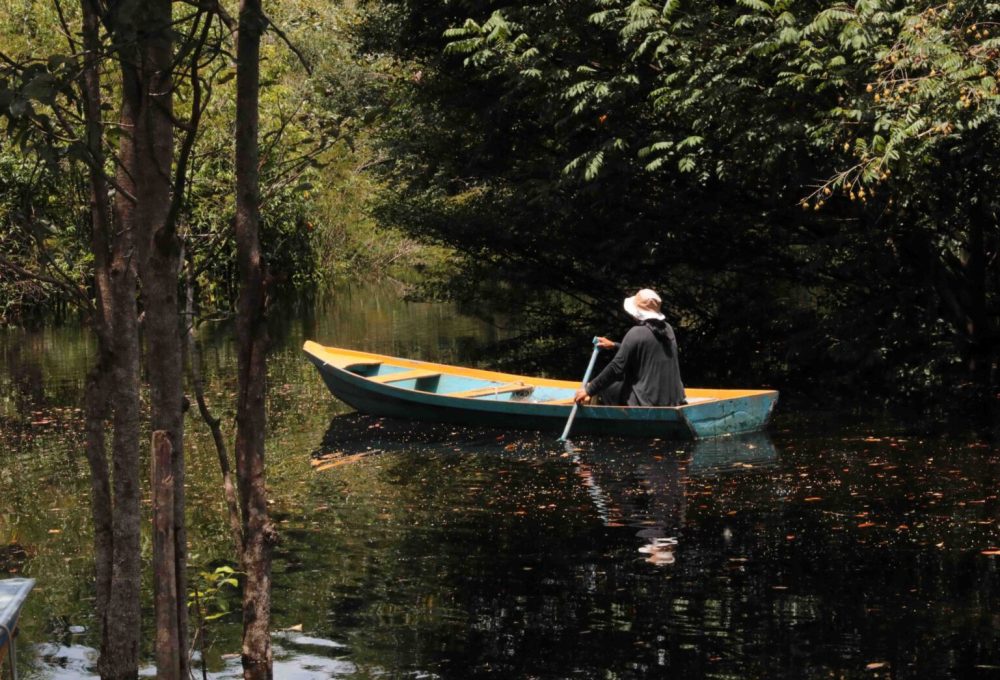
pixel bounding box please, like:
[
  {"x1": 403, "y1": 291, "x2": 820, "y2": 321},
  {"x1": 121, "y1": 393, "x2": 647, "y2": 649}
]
[{"x1": 585, "y1": 321, "x2": 686, "y2": 406}]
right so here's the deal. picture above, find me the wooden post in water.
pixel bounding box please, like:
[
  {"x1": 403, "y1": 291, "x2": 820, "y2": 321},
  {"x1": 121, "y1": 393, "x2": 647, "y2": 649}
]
[{"x1": 152, "y1": 430, "x2": 180, "y2": 679}]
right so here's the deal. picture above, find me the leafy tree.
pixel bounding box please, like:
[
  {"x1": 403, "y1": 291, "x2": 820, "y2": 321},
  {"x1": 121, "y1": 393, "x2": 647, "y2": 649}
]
[{"x1": 354, "y1": 0, "x2": 998, "y2": 419}]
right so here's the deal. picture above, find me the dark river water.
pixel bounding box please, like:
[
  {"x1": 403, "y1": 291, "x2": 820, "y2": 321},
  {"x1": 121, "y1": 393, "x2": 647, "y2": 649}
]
[{"x1": 2, "y1": 283, "x2": 999, "y2": 679}]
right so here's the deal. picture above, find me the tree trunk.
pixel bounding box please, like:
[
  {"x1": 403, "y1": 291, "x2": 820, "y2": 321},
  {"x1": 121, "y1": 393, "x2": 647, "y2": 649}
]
[
  {"x1": 82, "y1": 360, "x2": 113, "y2": 637},
  {"x1": 103, "y1": 164, "x2": 142, "y2": 680},
  {"x1": 963, "y1": 200, "x2": 994, "y2": 391},
  {"x1": 131, "y1": 2, "x2": 190, "y2": 674},
  {"x1": 152, "y1": 431, "x2": 180, "y2": 680},
  {"x1": 235, "y1": 2, "x2": 274, "y2": 677},
  {"x1": 85, "y1": 4, "x2": 146, "y2": 675},
  {"x1": 79, "y1": 0, "x2": 115, "y2": 647}
]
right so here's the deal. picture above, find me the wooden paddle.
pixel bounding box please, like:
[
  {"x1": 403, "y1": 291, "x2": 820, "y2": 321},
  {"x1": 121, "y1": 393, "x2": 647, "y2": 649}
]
[{"x1": 558, "y1": 337, "x2": 601, "y2": 443}]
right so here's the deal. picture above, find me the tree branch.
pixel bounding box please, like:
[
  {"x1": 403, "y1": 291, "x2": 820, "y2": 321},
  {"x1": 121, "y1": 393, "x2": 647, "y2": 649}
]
[
  {"x1": 264, "y1": 13, "x2": 312, "y2": 75},
  {"x1": 0, "y1": 254, "x2": 92, "y2": 312}
]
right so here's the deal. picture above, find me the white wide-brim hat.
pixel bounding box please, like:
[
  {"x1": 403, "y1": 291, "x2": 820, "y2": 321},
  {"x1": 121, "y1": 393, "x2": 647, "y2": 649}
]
[{"x1": 624, "y1": 288, "x2": 665, "y2": 321}]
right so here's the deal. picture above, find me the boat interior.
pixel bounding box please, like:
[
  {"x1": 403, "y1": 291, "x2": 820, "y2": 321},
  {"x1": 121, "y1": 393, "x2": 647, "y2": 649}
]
[
  {"x1": 345, "y1": 359, "x2": 577, "y2": 404},
  {"x1": 302, "y1": 342, "x2": 774, "y2": 408}
]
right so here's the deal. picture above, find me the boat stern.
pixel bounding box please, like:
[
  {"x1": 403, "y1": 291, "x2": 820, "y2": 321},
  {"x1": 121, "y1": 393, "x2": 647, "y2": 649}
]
[{"x1": 679, "y1": 390, "x2": 779, "y2": 439}]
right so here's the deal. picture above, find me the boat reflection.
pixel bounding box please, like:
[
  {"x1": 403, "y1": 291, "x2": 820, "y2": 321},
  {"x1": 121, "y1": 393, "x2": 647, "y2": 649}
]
[
  {"x1": 570, "y1": 432, "x2": 779, "y2": 565},
  {"x1": 314, "y1": 414, "x2": 778, "y2": 568}
]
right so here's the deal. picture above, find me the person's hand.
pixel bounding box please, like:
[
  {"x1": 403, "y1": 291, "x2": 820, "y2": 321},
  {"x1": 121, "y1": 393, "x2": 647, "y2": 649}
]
[
  {"x1": 595, "y1": 336, "x2": 616, "y2": 350},
  {"x1": 574, "y1": 388, "x2": 591, "y2": 405}
]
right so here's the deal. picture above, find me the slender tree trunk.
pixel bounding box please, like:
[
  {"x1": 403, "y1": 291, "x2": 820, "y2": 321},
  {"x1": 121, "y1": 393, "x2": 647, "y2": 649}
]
[
  {"x1": 79, "y1": 0, "x2": 115, "y2": 644},
  {"x1": 963, "y1": 200, "x2": 992, "y2": 390},
  {"x1": 82, "y1": 360, "x2": 113, "y2": 632},
  {"x1": 131, "y1": 2, "x2": 189, "y2": 674},
  {"x1": 185, "y1": 255, "x2": 244, "y2": 557},
  {"x1": 235, "y1": 2, "x2": 274, "y2": 677},
  {"x1": 104, "y1": 168, "x2": 142, "y2": 680},
  {"x1": 152, "y1": 431, "x2": 180, "y2": 680},
  {"x1": 964, "y1": 197, "x2": 1000, "y2": 434},
  {"x1": 87, "y1": 3, "x2": 145, "y2": 676}
]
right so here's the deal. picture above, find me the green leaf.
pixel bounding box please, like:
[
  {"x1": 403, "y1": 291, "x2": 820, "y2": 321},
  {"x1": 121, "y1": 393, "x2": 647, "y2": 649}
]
[
  {"x1": 677, "y1": 135, "x2": 703, "y2": 150},
  {"x1": 584, "y1": 151, "x2": 605, "y2": 181},
  {"x1": 737, "y1": 0, "x2": 772, "y2": 12}
]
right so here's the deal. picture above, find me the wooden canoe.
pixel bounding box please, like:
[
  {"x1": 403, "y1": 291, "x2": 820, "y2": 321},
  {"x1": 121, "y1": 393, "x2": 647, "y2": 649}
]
[{"x1": 303, "y1": 341, "x2": 778, "y2": 440}]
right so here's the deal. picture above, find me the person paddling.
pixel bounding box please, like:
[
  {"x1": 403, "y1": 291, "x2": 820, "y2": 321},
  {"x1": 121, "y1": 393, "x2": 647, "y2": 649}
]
[{"x1": 573, "y1": 289, "x2": 687, "y2": 407}]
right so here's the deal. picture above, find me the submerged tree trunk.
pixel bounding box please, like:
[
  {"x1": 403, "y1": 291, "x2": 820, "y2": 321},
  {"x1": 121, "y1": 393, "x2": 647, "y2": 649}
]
[
  {"x1": 235, "y1": 1, "x2": 274, "y2": 678},
  {"x1": 151, "y1": 431, "x2": 180, "y2": 680},
  {"x1": 82, "y1": 362, "x2": 113, "y2": 629},
  {"x1": 104, "y1": 123, "x2": 143, "y2": 679},
  {"x1": 85, "y1": 2, "x2": 146, "y2": 675},
  {"x1": 131, "y1": 1, "x2": 189, "y2": 673},
  {"x1": 79, "y1": 0, "x2": 115, "y2": 650}
]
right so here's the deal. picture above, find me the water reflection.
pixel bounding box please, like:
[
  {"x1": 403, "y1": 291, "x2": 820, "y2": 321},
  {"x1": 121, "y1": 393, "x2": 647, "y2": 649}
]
[
  {"x1": 307, "y1": 416, "x2": 796, "y2": 674},
  {"x1": 570, "y1": 432, "x2": 778, "y2": 567},
  {"x1": 4, "y1": 283, "x2": 1000, "y2": 679},
  {"x1": 313, "y1": 413, "x2": 778, "y2": 580},
  {"x1": 32, "y1": 631, "x2": 357, "y2": 680}
]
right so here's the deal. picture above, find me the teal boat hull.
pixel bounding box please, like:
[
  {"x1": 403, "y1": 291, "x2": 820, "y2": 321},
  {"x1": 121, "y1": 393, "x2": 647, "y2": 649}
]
[{"x1": 305, "y1": 347, "x2": 778, "y2": 440}]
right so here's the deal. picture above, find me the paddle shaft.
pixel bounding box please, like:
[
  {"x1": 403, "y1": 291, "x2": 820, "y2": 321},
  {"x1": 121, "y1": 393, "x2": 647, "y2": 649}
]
[{"x1": 558, "y1": 337, "x2": 601, "y2": 442}]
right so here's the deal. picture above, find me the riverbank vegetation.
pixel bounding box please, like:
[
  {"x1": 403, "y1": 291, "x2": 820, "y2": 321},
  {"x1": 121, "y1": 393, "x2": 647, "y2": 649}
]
[
  {"x1": 0, "y1": 0, "x2": 432, "y2": 325},
  {"x1": 5, "y1": 1, "x2": 994, "y2": 414}
]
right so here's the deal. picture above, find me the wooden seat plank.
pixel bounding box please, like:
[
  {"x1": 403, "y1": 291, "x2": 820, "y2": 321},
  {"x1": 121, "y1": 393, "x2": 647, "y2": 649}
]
[
  {"x1": 542, "y1": 398, "x2": 575, "y2": 405},
  {"x1": 446, "y1": 382, "x2": 533, "y2": 399},
  {"x1": 370, "y1": 368, "x2": 441, "y2": 384}
]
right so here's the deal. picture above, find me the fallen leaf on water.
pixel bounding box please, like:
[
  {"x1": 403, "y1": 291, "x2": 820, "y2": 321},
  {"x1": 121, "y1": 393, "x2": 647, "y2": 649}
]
[
  {"x1": 48, "y1": 529, "x2": 62, "y2": 534},
  {"x1": 865, "y1": 661, "x2": 888, "y2": 670},
  {"x1": 283, "y1": 624, "x2": 303, "y2": 632},
  {"x1": 857, "y1": 522, "x2": 875, "y2": 529},
  {"x1": 981, "y1": 549, "x2": 1000, "y2": 556},
  {"x1": 804, "y1": 497, "x2": 822, "y2": 502}
]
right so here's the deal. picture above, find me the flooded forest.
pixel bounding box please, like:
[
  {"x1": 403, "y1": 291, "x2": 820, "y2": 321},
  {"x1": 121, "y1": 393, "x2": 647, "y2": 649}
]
[{"x1": 1, "y1": 0, "x2": 998, "y2": 679}]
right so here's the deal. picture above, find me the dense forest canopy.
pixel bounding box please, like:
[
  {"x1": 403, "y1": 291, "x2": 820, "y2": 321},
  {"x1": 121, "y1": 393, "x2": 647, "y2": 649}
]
[
  {"x1": 352, "y1": 0, "x2": 999, "y2": 415},
  {"x1": 1, "y1": 0, "x2": 998, "y2": 417}
]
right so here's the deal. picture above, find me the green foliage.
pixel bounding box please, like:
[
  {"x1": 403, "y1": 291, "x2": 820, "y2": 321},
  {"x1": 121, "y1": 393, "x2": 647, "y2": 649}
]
[
  {"x1": 0, "y1": 147, "x2": 89, "y2": 323},
  {"x1": 353, "y1": 0, "x2": 999, "y2": 411},
  {"x1": 190, "y1": 564, "x2": 241, "y2": 623},
  {"x1": 0, "y1": 0, "x2": 428, "y2": 324}
]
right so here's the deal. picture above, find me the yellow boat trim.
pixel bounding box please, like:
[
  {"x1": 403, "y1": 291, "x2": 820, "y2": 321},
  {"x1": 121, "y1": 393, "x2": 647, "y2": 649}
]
[{"x1": 303, "y1": 341, "x2": 778, "y2": 404}]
